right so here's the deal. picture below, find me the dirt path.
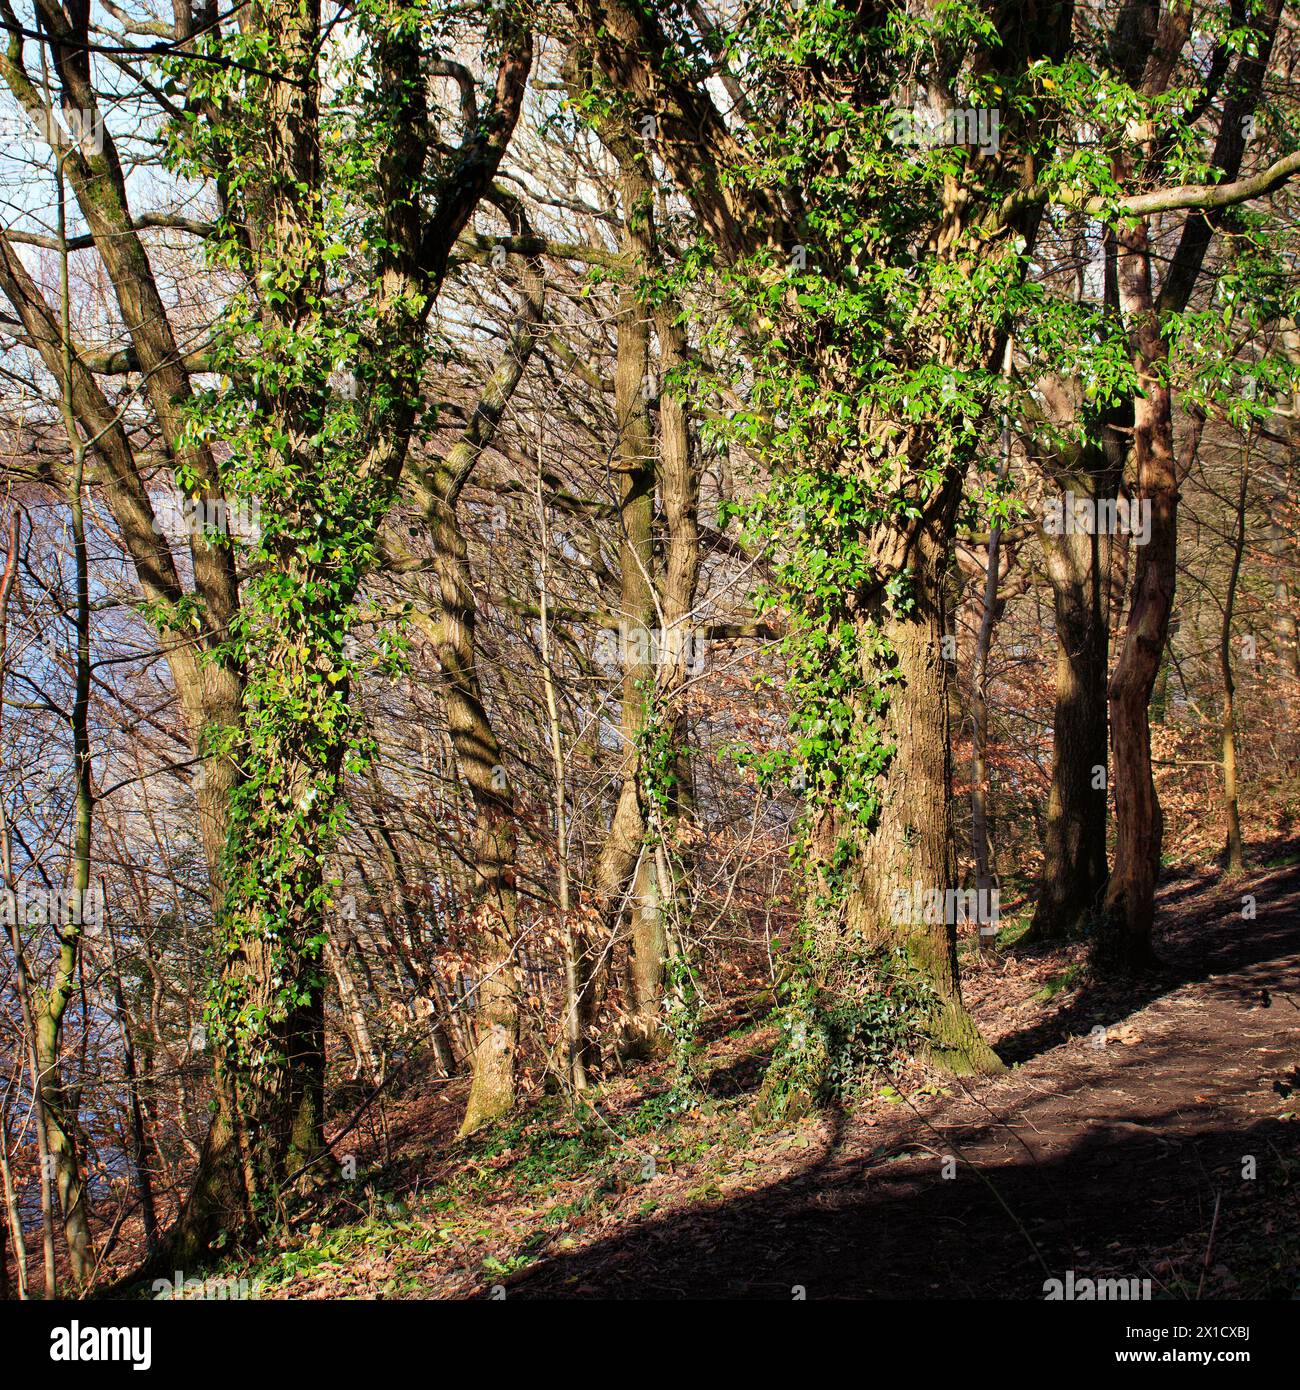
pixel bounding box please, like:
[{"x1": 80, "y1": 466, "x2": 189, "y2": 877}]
[{"x1": 502, "y1": 862, "x2": 1300, "y2": 1298}]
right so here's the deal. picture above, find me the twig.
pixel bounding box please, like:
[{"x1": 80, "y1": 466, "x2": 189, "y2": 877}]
[{"x1": 1196, "y1": 1191, "x2": 1222, "y2": 1300}]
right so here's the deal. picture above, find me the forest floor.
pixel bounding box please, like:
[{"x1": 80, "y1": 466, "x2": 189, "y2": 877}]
[{"x1": 147, "y1": 851, "x2": 1300, "y2": 1300}]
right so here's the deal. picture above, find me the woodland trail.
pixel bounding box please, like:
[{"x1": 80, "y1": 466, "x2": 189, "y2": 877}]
[{"x1": 499, "y1": 860, "x2": 1300, "y2": 1299}]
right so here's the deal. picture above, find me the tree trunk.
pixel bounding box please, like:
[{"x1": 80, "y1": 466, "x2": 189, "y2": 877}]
[
  {"x1": 1031, "y1": 510, "x2": 1112, "y2": 939},
  {"x1": 1103, "y1": 219, "x2": 1181, "y2": 970},
  {"x1": 1220, "y1": 455, "x2": 1249, "y2": 875},
  {"x1": 430, "y1": 486, "x2": 521, "y2": 1138},
  {"x1": 585, "y1": 142, "x2": 659, "y2": 1060},
  {"x1": 30, "y1": 202, "x2": 99, "y2": 1290},
  {"x1": 843, "y1": 522, "x2": 1003, "y2": 1074},
  {"x1": 328, "y1": 920, "x2": 382, "y2": 1085},
  {"x1": 106, "y1": 906, "x2": 158, "y2": 1257},
  {"x1": 409, "y1": 260, "x2": 543, "y2": 1136},
  {"x1": 1102, "y1": 0, "x2": 1278, "y2": 968},
  {"x1": 969, "y1": 521, "x2": 1002, "y2": 953},
  {"x1": 646, "y1": 298, "x2": 702, "y2": 1019},
  {"x1": 535, "y1": 453, "x2": 587, "y2": 1092},
  {"x1": 0, "y1": 1100, "x2": 30, "y2": 1299}
]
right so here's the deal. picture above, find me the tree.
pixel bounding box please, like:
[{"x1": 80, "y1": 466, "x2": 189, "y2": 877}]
[{"x1": 163, "y1": 0, "x2": 531, "y2": 1254}]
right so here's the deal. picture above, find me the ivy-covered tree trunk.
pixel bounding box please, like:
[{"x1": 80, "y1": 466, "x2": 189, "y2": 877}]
[
  {"x1": 201, "y1": 0, "x2": 333, "y2": 1232},
  {"x1": 839, "y1": 520, "x2": 1003, "y2": 1075},
  {"x1": 170, "y1": 609, "x2": 347, "y2": 1255},
  {"x1": 163, "y1": 0, "x2": 530, "y2": 1243},
  {"x1": 569, "y1": 0, "x2": 1076, "y2": 1100},
  {"x1": 171, "y1": 0, "x2": 379, "y2": 1252}
]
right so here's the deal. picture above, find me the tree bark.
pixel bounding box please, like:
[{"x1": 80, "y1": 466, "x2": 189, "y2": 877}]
[
  {"x1": 969, "y1": 528, "x2": 1000, "y2": 954},
  {"x1": 843, "y1": 519, "x2": 1003, "y2": 1074},
  {"x1": 571, "y1": 125, "x2": 661, "y2": 1063},
  {"x1": 1219, "y1": 454, "x2": 1249, "y2": 876},
  {"x1": 401, "y1": 235, "x2": 543, "y2": 1136},
  {"x1": 1103, "y1": 0, "x2": 1280, "y2": 968},
  {"x1": 1033, "y1": 517, "x2": 1112, "y2": 939}
]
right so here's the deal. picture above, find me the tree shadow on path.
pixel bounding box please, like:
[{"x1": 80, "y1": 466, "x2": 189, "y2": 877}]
[{"x1": 495, "y1": 861, "x2": 1300, "y2": 1300}]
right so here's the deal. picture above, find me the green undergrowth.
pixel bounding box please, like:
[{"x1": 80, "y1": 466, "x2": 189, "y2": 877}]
[
  {"x1": 225, "y1": 1073, "x2": 764, "y2": 1295},
  {"x1": 757, "y1": 943, "x2": 943, "y2": 1122},
  {"x1": 127, "y1": 999, "x2": 981, "y2": 1298},
  {"x1": 1034, "y1": 961, "x2": 1086, "y2": 1001}
]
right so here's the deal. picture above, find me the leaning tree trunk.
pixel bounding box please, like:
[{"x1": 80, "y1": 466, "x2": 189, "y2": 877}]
[
  {"x1": 425, "y1": 477, "x2": 523, "y2": 1138},
  {"x1": 403, "y1": 235, "x2": 544, "y2": 1135}
]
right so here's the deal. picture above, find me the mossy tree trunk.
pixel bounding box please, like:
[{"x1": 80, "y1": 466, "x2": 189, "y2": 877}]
[{"x1": 837, "y1": 519, "x2": 1004, "y2": 1075}]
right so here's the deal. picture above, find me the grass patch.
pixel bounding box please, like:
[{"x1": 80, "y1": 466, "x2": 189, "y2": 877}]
[{"x1": 1035, "y1": 962, "x2": 1085, "y2": 1001}]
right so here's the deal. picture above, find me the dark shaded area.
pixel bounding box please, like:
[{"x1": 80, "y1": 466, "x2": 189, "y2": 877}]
[
  {"x1": 997, "y1": 855, "x2": 1300, "y2": 1064},
  {"x1": 703, "y1": 1048, "x2": 771, "y2": 1101},
  {"x1": 496, "y1": 862, "x2": 1300, "y2": 1300},
  {"x1": 502, "y1": 1110, "x2": 1297, "y2": 1299}
]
